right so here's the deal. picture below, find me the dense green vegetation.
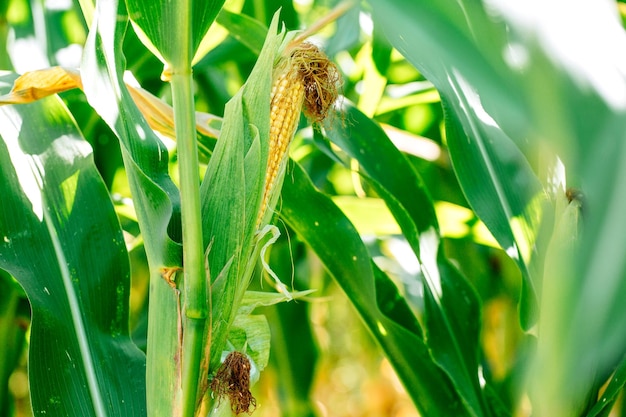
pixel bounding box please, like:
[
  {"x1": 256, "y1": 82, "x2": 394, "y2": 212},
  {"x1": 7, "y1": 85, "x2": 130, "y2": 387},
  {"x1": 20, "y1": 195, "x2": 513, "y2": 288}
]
[{"x1": 2, "y1": 0, "x2": 626, "y2": 416}]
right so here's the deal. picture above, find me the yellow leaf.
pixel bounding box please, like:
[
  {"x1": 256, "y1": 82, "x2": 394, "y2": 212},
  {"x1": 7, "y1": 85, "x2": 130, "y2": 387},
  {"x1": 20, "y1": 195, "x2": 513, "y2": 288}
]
[
  {"x1": 0, "y1": 67, "x2": 220, "y2": 140},
  {"x1": 0, "y1": 67, "x2": 82, "y2": 104}
]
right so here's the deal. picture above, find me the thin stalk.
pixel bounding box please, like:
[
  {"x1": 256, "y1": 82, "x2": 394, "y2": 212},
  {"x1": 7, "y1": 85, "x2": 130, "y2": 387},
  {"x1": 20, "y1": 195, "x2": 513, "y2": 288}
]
[
  {"x1": 169, "y1": 3, "x2": 207, "y2": 413},
  {"x1": 171, "y1": 67, "x2": 207, "y2": 416}
]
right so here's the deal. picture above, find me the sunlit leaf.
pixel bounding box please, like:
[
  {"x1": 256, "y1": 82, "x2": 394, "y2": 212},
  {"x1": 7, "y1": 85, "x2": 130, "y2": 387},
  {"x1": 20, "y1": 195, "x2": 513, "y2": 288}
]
[
  {"x1": 126, "y1": 0, "x2": 225, "y2": 65},
  {"x1": 368, "y1": 0, "x2": 549, "y2": 331},
  {"x1": 215, "y1": 8, "x2": 267, "y2": 55},
  {"x1": 370, "y1": 1, "x2": 626, "y2": 414},
  {"x1": 443, "y1": 101, "x2": 547, "y2": 328},
  {"x1": 281, "y1": 159, "x2": 471, "y2": 416},
  {"x1": 0, "y1": 73, "x2": 146, "y2": 417},
  {"x1": 193, "y1": 0, "x2": 246, "y2": 63},
  {"x1": 326, "y1": 101, "x2": 487, "y2": 416},
  {"x1": 200, "y1": 12, "x2": 282, "y2": 372},
  {"x1": 81, "y1": 0, "x2": 182, "y2": 413},
  {"x1": 0, "y1": 67, "x2": 82, "y2": 104}
]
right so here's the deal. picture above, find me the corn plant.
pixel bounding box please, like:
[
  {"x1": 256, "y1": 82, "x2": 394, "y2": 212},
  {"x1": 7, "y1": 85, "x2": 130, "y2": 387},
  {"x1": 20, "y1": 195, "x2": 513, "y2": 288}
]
[{"x1": 2, "y1": 0, "x2": 626, "y2": 416}]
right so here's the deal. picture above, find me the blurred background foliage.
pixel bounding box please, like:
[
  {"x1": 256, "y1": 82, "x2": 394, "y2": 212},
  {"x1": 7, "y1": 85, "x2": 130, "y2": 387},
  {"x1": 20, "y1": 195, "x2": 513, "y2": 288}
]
[{"x1": 3, "y1": 0, "x2": 626, "y2": 416}]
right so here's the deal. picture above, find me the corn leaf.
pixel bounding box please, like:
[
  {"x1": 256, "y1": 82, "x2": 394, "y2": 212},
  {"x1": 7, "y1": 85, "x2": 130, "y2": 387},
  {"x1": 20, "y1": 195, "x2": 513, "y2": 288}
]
[
  {"x1": 3, "y1": 0, "x2": 83, "y2": 72},
  {"x1": 368, "y1": 0, "x2": 549, "y2": 332},
  {"x1": 0, "y1": 73, "x2": 146, "y2": 416},
  {"x1": 586, "y1": 354, "x2": 626, "y2": 417},
  {"x1": 215, "y1": 9, "x2": 268, "y2": 55},
  {"x1": 0, "y1": 270, "x2": 27, "y2": 416},
  {"x1": 125, "y1": 0, "x2": 225, "y2": 65},
  {"x1": 80, "y1": 0, "x2": 183, "y2": 413},
  {"x1": 199, "y1": 13, "x2": 280, "y2": 372},
  {"x1": 265, "y1": 301, "x2": 317, "y2": 417},
  {"x1": 280, "y1": 160, "x2": 470, "y2": 417},
  {"x1": 442, "y1": 101, "x2": 548, "y2": 328},
  {"x1": 370, "y1": 0, "x2": 626, "y2": 413},
  {"x1": 264, "y1": 237, "x2": 318, "y2": 417},
  {"x1": 518, "y1": 7, "x2": 626, "y2": 414},
  {"x1": 325, "y1": 101, "x2": 487, "y2": 416}
]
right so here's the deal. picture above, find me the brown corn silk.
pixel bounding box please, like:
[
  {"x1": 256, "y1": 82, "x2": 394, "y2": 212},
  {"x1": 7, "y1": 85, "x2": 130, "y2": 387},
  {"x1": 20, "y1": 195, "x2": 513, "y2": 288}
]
[
  {"x1": 209, "y1": 351, "x2": 256, "y2": 415},
  {"x1": 257, "y1": 42, "x2": 340, "y2": 226}
]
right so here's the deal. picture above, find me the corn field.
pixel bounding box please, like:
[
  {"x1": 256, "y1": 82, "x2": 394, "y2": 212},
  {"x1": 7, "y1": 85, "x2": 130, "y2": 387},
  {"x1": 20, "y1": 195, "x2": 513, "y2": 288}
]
[{"x1": 2, "y1": 0, "x2": 626, "y2": 416}]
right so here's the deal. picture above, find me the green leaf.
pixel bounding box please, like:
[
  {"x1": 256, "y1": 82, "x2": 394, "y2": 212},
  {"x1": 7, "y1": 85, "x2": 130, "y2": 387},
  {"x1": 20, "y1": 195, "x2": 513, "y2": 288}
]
[
  {"x1": 368, "y1": 0, "x2": 626, "y2": 413},
  {"x1": 81, "y1": 0, "x2": 182, "y2": 413},
  {"x1": 0, "y1": 2, "x2": 11, "y2": 70},
  {"x1": 367, "y1": 0, "x2": 528, "y2": 142},
  {"x1": 216, "y1": 9, "x2": 267, "y2": 55},
  {"x1": 325, "y1": 102, "x2": 487, "y2": 416},
  {"x1": 224, "y1": 289, "x2": 314, "y2": 374},
  {"x1": 0, "y1": 73, "x2": 146, "y2": 416},
  {"x1": 443, "y1": 101, "x2": 547, "y2": 329},
  {"x1": 200, "y1": 12, "x2": 282, "y2": 372},
  {"x1": 531, "y1": 196, "x2": 583, "y2": 416},
  {"x1": 125, "y1": 0, "x2": 225, "y2": 65},
  {"x1": 265, "y1": 235, "x2": 318, "y2": 417},
  {"x1": 191, "y1": 0, "x2": 246, "y2": 63},
  {"x1": 266, "y1": 299, "x2": 317, "y2": 417},
  {"x1": 281, "y1": 160, "x2": 470, "y2": 416},
  {"x1": 586, "y1": 354, "x2": 626, "y2": 417},
  {"x1": 371, "y1": 16, "x2": 393, "y2": 75},
  {"x1": 512, "y1": 7, "x2": 626, "y2": 416},
  {"x1": 238, "y1": 290, "x2": 316, "y2": 316},
  {"x1": 325, "y1": 102, "x2": 438, "y2": 248},
  {"x1": 229, "y1": 314, "x2": 270, "y2": 371},
  {"x1": 368, "y1": 0, "x2": 549, "y2": 331},
  {"x1": 325, "y1": 2, "x2": 360, "y2": 57},
  {"x1": 424, "y1": 255, "x2": 486, "y2": 417},
  {"x1": 0, "y1": 270, "x2": 27, "y2": 417},
  {"x1": 3, "y1": 0, "x2": 85, "y2": 72}
]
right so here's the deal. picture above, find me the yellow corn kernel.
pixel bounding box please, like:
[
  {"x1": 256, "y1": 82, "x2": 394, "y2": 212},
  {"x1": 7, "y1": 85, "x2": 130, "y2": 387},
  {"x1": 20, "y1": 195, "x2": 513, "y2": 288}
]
[
  {"x1": 257, "y1": 43, "x2": 340, "y2": 227},
  {"x1": 258, "y1": 67, "x2": 305, "y2": 225}
]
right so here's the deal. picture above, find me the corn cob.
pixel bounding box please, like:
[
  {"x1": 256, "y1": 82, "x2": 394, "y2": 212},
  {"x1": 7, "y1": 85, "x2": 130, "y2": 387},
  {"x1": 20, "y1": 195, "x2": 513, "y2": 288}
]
[
  {"x1": 257, "y1": 43, "x2": 340, "y2": 227},
  {"x1": 258, "y1": 65, "x2": 306, "y2": 225}
]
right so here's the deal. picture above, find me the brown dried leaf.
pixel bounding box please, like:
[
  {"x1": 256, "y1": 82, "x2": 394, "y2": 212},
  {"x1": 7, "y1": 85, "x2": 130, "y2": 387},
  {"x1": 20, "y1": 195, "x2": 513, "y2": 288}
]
[
  {"x1": 0, "y1": 67, "x2": 82, "y2": 104},
  {"x1": 0, "y1": 66, "x2": 221, "y2": 141},
  {"x1": 127, "y1": 85, "x2": 221, "y2": 140}
]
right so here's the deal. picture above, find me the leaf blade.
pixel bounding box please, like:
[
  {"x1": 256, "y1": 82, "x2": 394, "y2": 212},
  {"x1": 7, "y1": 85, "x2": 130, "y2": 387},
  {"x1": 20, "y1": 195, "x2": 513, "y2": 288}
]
[
  {"x1": 326, "y1": 101, "x2": 487, "y2": 416},
  {"x1": 126, "y1": 0, "x2": 225, "y2": 65},
  {"x1": 280, "y1": 160, "x2": 470, "y2": 416},
  {"x1": 81, "y1": 1, "x2": 182, "y2": 413},
  {"x1": 0, "y1": 73, "x2": 146, "y2": 417}
]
